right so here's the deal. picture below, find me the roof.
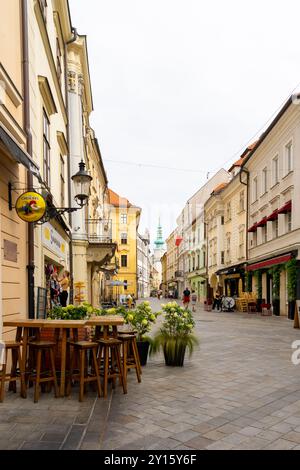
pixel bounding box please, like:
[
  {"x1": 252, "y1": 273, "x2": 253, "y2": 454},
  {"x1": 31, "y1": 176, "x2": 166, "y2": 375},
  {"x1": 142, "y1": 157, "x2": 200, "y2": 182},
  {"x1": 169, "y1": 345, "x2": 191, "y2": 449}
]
[
  {"x1": 242, "y1": 96, "x2": 295, "y2": 168},
  {"x1": 211, "y1": 182, "x2": 229, "y2": 195},
  {"x1": 108, "y1": 189, "x2": 133, "y2": 208},
  {"x1": 228, "y1": 141, "x2": 259, "y2": 172}
]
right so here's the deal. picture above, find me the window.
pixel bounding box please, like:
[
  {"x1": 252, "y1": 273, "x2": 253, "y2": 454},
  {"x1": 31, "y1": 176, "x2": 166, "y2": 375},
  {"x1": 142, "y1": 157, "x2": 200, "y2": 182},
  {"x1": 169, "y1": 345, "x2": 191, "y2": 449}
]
[
  {"x1": 121, "y1": 255, "x2": 128, "y2": 267},
  {"x1": 60, "y1": 155, "x2": 65, "y2": 206},
  {"x1": 261, "y1": 226, "x2": 267, "y2": 244},
  {"x1": 221, "y1": 216, "x2": 225, "y2": 226},
  {"x1": 120, "y1": 213, "x2": 127, "y2": 224},
  {"x1": 262, "y1": 167, "x2": 267, "y2": 194},
  {"x1": 226, "y1": 203, "x2": 231, "y2": 221},
  {"x1": 252, "y1": 231, "x2": 257, "y2": 247},
  {"x1": 197, "y1": 254, "x2": 200, "y2": 269},
  {"x1": 272, "y1": 156, "x2": 279, "y2": 185},
  {"x1": 39, "y1": 0, "x2": 47, "y2": 23},
  {"x1": 221, "y1": 251, "x2": 225, "y2": 265},
  {"x1": 43, "y1": 110, "x2": 50, "y2": 187},
  {"x1": 226, "y1": 236, "x2": 231, "y2": 253},
  {"x1": 56, "y1": 38, "x2": 62, "y2": 86},
  {"x1": 239, "y1": 191, "x2": 245, "y2": 212},
  {"x1": 272, "y1": 219, "x2": 279, "y2": 239},
  {"x1": 285, "y1": 141, "x2": 293, "y2": 174},
  {"x1": 121, "y1": 233, "x2": 127, "y2": 244},
  {"x1": 203, "y1": 251, "x2": 206, "y2": 267},
  {"x1": 252, "y1": 177, "x2": 258, "y2": 202},
  {"x1": 239, "y1": 230, "x2": 244, "y2": 246},
  {"x1": 287, "y1": 212, "x2": 292, "y2": 233},
  {"x1": 124, "y1": 280, "x2": 128, "y2": 291},
  {"x1": 192, "y1": 257, "x2": 195, "y2": 271}
]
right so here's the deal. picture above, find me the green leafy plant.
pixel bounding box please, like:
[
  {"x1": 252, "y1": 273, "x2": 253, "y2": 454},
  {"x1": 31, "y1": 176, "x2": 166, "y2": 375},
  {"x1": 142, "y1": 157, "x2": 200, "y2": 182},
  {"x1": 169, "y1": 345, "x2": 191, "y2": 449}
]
[
  {"x1": 150, "y1": 302, "x2": 199, "y2": 363},
  {"x1": 48, "y1": 303, "x2": 100, "y2": 320},
  {"x1": 253, "y1": 270, "x2": 262, "y2": 299},
  {"x1": 123, "y1": 301, "x2": 159, "y2": 341},
  {"x1": 269, "y1": 265, "x2": 282, "y2": 300},
  {"x1": 286, "y1": 258, "x2": 297, "y2": 302}
]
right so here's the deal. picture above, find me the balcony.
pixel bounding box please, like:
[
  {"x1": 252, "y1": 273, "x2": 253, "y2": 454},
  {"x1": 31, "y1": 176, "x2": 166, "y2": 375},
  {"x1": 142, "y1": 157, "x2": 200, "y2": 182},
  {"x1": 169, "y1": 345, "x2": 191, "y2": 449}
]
[{"x1": 86, "y1": 219, "x2": 117, "y2": 266}]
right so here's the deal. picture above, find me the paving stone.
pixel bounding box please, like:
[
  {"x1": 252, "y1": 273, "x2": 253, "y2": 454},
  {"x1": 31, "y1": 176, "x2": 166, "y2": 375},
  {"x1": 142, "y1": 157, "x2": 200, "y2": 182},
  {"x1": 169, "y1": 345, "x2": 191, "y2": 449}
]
[
  {"x1": 172, "y1": 430, "x2": 200, "y2": 443},
  {"x1": 184, "y1": 436, "x2": 214, "y2": 449},
  {"x1": 263, "y1": 439, "x2": 297, "y2": 450}
]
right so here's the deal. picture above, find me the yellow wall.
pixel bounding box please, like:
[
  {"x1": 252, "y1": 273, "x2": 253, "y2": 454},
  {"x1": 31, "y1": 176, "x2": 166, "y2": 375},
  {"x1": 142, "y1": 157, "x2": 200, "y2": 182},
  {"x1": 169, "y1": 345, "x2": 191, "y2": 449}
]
[{"x1": 110, "y1": 205, "x2": 139, "y2": 298}]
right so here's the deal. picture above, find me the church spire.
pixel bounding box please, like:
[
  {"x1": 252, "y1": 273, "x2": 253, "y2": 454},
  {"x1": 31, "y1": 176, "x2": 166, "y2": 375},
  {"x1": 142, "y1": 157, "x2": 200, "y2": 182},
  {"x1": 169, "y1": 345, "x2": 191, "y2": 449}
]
[{"x1": 154, "y1": 218, "x2": 164, "y2": 248}]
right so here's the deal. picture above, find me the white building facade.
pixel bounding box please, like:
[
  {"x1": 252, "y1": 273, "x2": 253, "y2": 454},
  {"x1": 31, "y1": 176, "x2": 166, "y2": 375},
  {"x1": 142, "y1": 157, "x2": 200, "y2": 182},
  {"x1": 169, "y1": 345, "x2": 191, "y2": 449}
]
[{"x1": 137, "y1": 231, "x2": 151, "y2": 298}]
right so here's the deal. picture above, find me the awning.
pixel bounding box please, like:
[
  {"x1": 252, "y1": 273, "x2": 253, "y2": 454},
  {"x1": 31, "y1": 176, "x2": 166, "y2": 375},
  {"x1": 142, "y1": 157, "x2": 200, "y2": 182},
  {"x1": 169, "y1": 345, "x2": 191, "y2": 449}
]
[
  {"x1": 256, "y1": 216, "x2": 268, "y2": 228},
  {"x1": 267, "y1": 209, "x2": 278, "y2": 222},
  {"x1": 175, "y1": 237, "x2": 183, "y2": 247},
  {"x1": 246, "y1": 253, "x2": 292, "y2": 271},
  {"x1": 0, "y1": 125, "x2": 41, "y2": 179},
  {"x1": 248, "y1": 223, "x2": 258, "y2": 233},
  {"x1": 278, "y1": 200, "x2": 292, "y2": 214}
]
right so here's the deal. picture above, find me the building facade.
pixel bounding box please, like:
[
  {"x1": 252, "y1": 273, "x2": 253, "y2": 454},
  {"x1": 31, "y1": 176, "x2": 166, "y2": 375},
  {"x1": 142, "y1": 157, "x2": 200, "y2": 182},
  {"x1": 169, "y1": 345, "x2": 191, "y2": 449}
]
[
  {"x1": 243, "y1": 96, "x2": 300, "y2": 317},
  {"x1": 137, "y1": 230, "x2": 151, "y2": 299},
  {"x1": 166, "y1": 230, "x2": 178, "y2": 297},
  {"x1": 109, "y1": 189, "x2": 141, "y2": 301}
]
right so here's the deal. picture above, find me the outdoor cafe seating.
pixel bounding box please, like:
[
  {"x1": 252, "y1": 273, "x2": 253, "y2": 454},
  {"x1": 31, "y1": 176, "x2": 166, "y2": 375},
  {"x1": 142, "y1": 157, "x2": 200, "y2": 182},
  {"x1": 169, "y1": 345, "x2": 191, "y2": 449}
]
[{"x1": 0, "y1": 315, "x2": 142, "y2": 403}]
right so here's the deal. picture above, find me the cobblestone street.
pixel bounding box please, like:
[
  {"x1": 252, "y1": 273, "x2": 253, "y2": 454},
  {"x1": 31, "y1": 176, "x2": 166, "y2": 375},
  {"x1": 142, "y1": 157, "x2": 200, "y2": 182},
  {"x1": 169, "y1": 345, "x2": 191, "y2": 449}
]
[{"x1": 1, "y1": 299, "x2": 300, "y2": 450}]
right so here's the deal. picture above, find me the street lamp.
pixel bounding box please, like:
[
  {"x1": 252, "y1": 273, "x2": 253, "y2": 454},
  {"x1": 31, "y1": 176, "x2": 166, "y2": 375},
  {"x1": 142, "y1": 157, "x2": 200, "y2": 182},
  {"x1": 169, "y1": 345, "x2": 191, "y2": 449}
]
[{"x1": 71, "y1": 160, "x2": 93, "y2": 208}]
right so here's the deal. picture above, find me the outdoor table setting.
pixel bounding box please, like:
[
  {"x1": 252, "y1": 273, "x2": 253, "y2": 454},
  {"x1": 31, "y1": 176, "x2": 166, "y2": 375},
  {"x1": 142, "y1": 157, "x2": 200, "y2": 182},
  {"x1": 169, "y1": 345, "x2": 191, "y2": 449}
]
[{"x1": 3, "y1": 316, "x2": 125, "y2": 398}]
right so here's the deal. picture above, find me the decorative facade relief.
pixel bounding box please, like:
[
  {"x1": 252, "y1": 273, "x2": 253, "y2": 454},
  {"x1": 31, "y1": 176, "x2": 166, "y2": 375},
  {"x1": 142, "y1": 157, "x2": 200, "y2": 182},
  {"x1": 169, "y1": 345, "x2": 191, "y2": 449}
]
[{"x1": 67, "y1": 70, "x2": 76, "y2": 92}]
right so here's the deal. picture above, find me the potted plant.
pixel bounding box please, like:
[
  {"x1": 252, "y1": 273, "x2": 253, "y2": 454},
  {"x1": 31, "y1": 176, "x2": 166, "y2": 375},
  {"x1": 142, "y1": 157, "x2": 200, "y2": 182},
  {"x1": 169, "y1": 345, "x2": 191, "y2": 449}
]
[
  {"x1": 124, "y1": 301, "x2": 158, "y2": 366},
  {"x1": 286, "y1": 259, "x2": 297, "y2": 320},
  {"x1": 150, "y1": 302, "x2": 198, "y2": 367}
]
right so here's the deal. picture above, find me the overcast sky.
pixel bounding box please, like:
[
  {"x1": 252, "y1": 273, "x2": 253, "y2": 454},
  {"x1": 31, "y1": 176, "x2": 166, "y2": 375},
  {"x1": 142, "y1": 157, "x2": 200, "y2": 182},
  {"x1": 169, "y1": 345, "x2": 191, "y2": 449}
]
[{"x1": 69, "y1": 0, "x2": 300, "y2": 248}]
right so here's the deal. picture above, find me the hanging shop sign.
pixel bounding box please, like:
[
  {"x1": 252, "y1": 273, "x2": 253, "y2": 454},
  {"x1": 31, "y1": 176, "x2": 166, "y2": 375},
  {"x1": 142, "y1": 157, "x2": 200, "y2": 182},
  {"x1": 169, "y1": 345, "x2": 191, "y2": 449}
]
[
  {"x1": 42, "y1": 222, "x2": 67, "y2": 260},
  {"x1": 15, "y1": 191, "x2": 46, "y2": 222}
]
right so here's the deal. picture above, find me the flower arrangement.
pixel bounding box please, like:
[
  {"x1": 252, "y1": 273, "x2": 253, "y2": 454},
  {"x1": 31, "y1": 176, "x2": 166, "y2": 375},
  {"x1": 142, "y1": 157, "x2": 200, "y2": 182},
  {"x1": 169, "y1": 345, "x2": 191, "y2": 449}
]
[
  {"x1": 124, "y1": 301, "x2": 159, "y2": 341},
  {"x1": 150, "y1": 301, "x2": 198, "y2": 366},
  {"x1": 47, "y1": 302, "x2": 101, "y2": 320}
]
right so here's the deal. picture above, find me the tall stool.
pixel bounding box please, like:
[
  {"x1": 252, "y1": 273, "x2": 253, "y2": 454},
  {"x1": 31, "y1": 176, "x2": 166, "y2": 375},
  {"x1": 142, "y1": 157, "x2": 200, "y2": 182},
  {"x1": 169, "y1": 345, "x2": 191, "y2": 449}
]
[
  {"x1": 67, "y1": 341, "x2": 102, "y2": 402},
  {"x1": 28, "y1": 340, "x2": 59, "y2": 403},
  {"x1": 98, "y1": 338, "x2": 126, "y2": 398},
  {"x1": 0, "y1": 341, "x2": 25, "y2": 402},
  {"x1": 118, "y1": 334, "x2": 142, "y2": 391}
]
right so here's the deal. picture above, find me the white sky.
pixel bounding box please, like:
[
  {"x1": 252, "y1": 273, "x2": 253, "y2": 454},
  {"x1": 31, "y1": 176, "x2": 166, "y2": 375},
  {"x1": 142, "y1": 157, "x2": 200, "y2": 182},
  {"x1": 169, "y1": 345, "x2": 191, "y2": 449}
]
[{"x1": 69, "y1": 0, "x2": 300, "y2": 248}]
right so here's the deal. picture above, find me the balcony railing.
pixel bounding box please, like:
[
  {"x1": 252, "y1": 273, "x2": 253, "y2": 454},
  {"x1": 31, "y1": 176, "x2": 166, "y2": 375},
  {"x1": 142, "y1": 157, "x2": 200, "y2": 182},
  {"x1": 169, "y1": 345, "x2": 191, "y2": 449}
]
[{"x1": 87, "y1": 219, "x2": 113, "y2": 243}]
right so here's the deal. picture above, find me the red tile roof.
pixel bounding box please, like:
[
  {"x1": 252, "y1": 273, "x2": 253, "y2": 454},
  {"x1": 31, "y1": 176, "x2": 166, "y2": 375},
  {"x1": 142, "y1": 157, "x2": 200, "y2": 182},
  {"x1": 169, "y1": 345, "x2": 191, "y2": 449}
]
[
  {"x1": 108, "y1": 188, "x2": 132, "y2": 207},
  {"x1": 211, "y1": 182, "x2": 229, "y2": 195}
]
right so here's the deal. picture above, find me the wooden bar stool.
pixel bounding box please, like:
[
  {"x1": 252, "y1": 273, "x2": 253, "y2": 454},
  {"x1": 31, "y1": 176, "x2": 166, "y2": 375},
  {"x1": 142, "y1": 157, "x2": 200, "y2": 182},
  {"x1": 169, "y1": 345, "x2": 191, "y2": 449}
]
[
  {"x1": 67, "y1": 341, "x2": 102, "y2": 402},
  {"x1": 0, "y1": 341, "x2": 25, "y2": 402},
  {"x1": 98, "y1": 338, "x2": 126, "y2": 398},
  {"x1": 118, "y1": 334, "x2": 142, "y2": 391},
  {"x1": 28, "y1": 340, "x2": 59, "y2": 403}
]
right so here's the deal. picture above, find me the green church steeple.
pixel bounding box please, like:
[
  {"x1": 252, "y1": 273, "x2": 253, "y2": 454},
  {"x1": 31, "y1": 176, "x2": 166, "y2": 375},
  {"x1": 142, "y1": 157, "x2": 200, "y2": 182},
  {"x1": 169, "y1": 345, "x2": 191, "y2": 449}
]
[{"x1": 154, "y1": 218, "x2": 164, "y2": 248}]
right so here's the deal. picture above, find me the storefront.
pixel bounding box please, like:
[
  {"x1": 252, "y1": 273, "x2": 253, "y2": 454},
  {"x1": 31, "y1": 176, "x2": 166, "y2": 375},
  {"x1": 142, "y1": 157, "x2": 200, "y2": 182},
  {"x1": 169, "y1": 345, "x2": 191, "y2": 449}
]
[
  {"x1": 216, "y1": 264, "x2": 246, "y2": 298},
  {"x1": 188, "y1": 272, "x2": 207, "y2": 302},
  {"x1": 42, "y1": 221, "x2": 70, "y2": 311},
  {"x1": 246, "y1": 252, "x2": 298, "y2": 318}
]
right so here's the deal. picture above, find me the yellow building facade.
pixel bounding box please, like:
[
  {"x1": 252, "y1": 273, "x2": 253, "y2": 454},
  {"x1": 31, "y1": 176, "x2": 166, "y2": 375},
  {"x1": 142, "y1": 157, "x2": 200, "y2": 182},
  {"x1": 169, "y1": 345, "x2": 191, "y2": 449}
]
[{"x1": 108, "y1": 189, "x2": 140, "y2": 301}]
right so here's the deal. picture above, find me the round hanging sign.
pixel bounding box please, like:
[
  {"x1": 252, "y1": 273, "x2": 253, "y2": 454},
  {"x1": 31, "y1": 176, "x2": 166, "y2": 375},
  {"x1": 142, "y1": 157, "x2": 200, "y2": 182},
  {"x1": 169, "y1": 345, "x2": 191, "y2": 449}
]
[{"x1": 15, "y1": 191, "x2": 46, "y2": 222}]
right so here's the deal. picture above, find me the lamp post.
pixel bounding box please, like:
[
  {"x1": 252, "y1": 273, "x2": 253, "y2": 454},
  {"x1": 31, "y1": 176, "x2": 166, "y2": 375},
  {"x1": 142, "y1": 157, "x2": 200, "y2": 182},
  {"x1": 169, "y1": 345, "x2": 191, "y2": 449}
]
[{"x1": 71, "y1": 160, "x2": 93, "y2": 208}]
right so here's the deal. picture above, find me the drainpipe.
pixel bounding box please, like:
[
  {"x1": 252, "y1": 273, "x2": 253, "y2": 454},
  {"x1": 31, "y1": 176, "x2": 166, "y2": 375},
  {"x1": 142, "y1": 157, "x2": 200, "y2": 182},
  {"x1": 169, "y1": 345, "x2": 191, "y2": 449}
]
[
  {"x1": 21, "y1": 0, "x2": 35, "y2": 319},
  {"x1": 240, "y1": 168, "x2": 250, "y2": 290}
]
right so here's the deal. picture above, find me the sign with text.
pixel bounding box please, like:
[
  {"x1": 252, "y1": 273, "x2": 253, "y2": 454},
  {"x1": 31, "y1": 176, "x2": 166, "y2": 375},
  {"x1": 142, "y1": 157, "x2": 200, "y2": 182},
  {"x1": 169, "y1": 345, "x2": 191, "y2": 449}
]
[
  {"x1": 42, "y1": 222, "x2": 67, "y2": 261},
  {"x1": 15, "y1": 191, "x2": 46, "y2": 222}
]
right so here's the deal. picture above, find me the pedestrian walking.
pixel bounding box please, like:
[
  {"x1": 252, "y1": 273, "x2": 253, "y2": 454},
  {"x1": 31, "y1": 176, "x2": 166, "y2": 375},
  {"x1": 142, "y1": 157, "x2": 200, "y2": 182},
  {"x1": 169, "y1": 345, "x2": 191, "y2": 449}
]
[
  {"x1": 191, "y1": 290, "x2": 197, "y2": 312},
  {"x1": 126, "y1": 293, "x2": 133, "y2": 309},
  {"x1": 183, "y1": 287, "x2": 191, "y2": 309},
  {"x1": 212, "y1": 289, "x2": 221, "y2": 311}
]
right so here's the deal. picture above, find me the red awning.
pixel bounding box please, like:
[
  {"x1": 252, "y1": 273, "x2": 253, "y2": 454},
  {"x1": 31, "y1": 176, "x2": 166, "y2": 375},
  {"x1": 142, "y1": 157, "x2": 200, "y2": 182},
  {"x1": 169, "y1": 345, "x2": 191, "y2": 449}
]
[
  {"x1": 248, "y1": 223, "x2": 258, "y2": 233},
  {"x1": 247, "y1": 254, "x2": 292, "y2": 271},
  {"x1": 256, "y1": 216, "x2": 268, "y2": 228},
  {"x1": 175, "y1": 237, "x2": 183, "y2": 247},
  {"x1": 266, "y1": 209, "x2": 278, "y2": 222},
  {"x1": 278, "y1": 200, "x2": 292, "y2": 214}
]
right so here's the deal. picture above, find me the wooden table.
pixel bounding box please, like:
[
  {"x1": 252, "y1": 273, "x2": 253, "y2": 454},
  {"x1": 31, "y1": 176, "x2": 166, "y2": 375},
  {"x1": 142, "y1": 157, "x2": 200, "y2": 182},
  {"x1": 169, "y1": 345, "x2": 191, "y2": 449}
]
[{"x1": 3, "y1": 316, "x2": 124, "y2": 397}]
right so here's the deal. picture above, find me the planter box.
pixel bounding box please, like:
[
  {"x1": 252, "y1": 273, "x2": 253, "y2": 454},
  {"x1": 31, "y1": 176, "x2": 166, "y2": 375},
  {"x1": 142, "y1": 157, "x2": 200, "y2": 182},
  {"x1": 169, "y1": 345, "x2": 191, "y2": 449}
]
[
  {"x1": 164, "y1": 344, "x2": 186, "y2": 367},
  {"x1": 137, "y1": 341, "x2": 150, "y2": 366}
]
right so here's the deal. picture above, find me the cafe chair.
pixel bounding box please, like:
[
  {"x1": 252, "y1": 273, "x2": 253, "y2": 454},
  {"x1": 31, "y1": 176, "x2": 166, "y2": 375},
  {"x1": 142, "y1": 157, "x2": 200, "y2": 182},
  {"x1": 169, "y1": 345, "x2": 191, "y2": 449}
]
[
  {"x1": 261, "y1": 303, "x2": 272, "y2": 316},
  {"x1": 67, "y1": 341, "x2": 102, "y2": 402},
  {"x1": 28, "y1": 340, "x2": 59, "y2": 403},
  {"x1": 0, "y1": 341, "x2": 25, "y2": 402},
  {"x1": 118, "y1": 334, "x2": 142, "y2": 387},
  {"x1": 97, "y1": 338, "x2": 126, "y2": 398}
]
